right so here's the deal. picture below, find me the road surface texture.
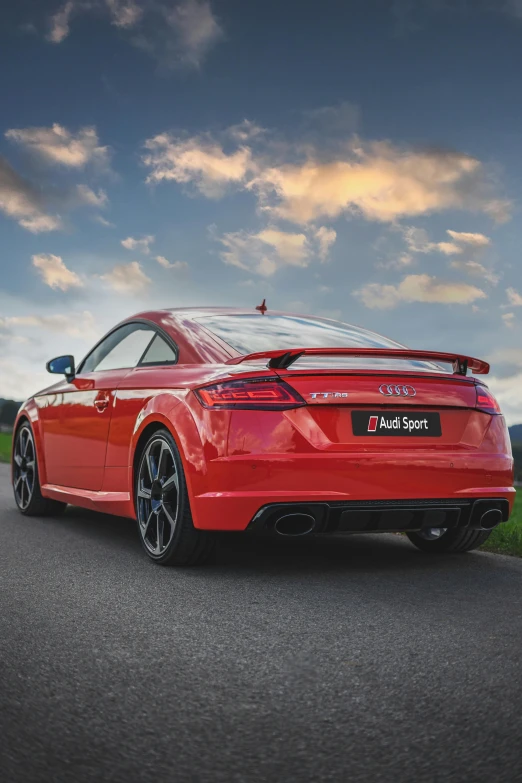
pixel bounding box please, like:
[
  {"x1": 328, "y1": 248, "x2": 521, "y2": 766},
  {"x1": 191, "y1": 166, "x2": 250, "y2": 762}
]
[{"x1": 1, "y1": 462, "x2": 522, "y2": 783}]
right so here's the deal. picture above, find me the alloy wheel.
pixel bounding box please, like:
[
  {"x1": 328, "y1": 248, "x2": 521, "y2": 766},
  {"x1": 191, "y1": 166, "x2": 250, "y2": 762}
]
[
  {"x1": 13, "y1": 426, "x2": 36, "y2": 511},
  {"x1": 137, "y1": 437, "x2": 180, "y2": 556}
]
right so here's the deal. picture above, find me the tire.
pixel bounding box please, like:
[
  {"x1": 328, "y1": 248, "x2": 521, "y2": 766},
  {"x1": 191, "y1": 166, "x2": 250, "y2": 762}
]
[
  {"x1": 134, "y1": 428, "x2": 215, "y2": 566},
  {"x1": 406, "y1": 527, "x2": 491, "y2": 553},
  {"x1": 12, "y1": 421, "x2": 67, "y2": 517}
]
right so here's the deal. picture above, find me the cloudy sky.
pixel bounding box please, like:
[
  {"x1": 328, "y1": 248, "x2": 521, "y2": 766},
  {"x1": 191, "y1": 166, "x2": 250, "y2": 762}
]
[{"x1": 1, "y1": 0, "x2": 521, "y2": 422}]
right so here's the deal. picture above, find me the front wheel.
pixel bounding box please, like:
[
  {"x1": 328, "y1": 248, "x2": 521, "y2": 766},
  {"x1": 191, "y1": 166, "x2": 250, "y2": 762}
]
[
  {"x1": 135, "y1": 428, "x2": 215, "y2": 566},
  {"x1": 406, "y1": 527, "x2": 491, "y2": 553},
  {"x1": 12, "y1": 422, "x2": 67, "y2": 517}
]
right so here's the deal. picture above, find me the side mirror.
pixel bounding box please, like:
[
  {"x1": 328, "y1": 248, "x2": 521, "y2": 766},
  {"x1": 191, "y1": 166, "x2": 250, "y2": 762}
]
[{"x1": 46, "y1": 355, "x2": 76, "y2": 380}]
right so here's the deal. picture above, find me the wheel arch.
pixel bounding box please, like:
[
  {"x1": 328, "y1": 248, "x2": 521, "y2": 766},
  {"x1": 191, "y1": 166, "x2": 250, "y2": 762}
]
[
  {"x1": 132, "y1": 421, "x2": 167, "y2": 477},
  {"x1": 12, "y1": 401, "x2": 47, "y2": 484},
  {"x1": 128, "y1": 400, "x2": 206, "y2": 519}
]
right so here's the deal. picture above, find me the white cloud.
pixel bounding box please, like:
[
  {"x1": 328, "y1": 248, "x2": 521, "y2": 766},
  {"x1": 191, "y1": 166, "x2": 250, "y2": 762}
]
[
  {"x1": 106, "y1": 0, "x2": 143, "y2": 28},
  {"x1": 0, "y1": 157, "x2": 62, "y2": 233},
  {"x1": 249, "y1": 141, "x2": 510, "y2": 225},
  {"x1": 219, "y1": 224, "x2": 336, "y2": 276},
  {"x1": 93, "y1": 215, "x2": 115, "y2": 227},
  {"x1": 3, "y1": 311, "x2": 97, "y2": 339},
  {"x1": 76, "y1": 184, "x2": 109, "y2": 208},
  {"x1": 396, "y1": 225, "x2": 498, "y2": 282},
  {"x1": 354, "y1": 274, "x2": 487, "y2": 309},
  {"x1": 401, "y1": 226, "x2": 433, "y2": 253},
  {"x1": 506, "y1": 286, "x2": 522, "y2": 306},
  {"x1": 227, "y1": 120, "x2": 266, "y2": 143},
  {"x1": 47, "y1": 0, "x2": 76, "y2": 43},
  {"x1": 436, "y1": 242, "x2": 462, "y2": 255},
  {"x1": 155, "y1": 256, "x2": 188, "y2": 270},
  {"x1": 6, "y1": 124, "x2": 110, "y2": 170},
  {"x1": 502, "y1": 312, "x2": 516, "y2": 328},
  {"x1": 143, "y1": 133, "x2": 252, "y2": 196},
  {"x1": 162, "y1": 0, "x2": 223, "y2": 67},
  {"x1": 220, "y1": 227, "x2": 313, "y2": 277},
  {"x1": 449, "y1": 259, "x2": 499, "y2": 285},
  {"x1": 19, "y1": 214, "x2": 63, "y2": 233},
  {"x1": 121, "y1": 235, "x2": 155, "y2": 253},
  {"x1": 101, "y1": 261, "x2": 151, "y2": 292},
  {"x1": 45, "y1": 1, "x2": 223, "y2": 68},
  {"x1": 446, "y1": 230, "x2": 491, "y2": 247},
  {"x1": 142, "y1": 125, "x2": 510, "y2": 227},
  {"x1": 256, "y1": 229, "x2": 311, "y2": 265},
  {"x1": 315, "y1": 226, "x2": 337, "y2": 261},
  {"x1": 401, "y1": 226, "x2": 491, "y2": 256},
  {"x1": 32, "y1": 254, "x2": 83, "y2": 291}
]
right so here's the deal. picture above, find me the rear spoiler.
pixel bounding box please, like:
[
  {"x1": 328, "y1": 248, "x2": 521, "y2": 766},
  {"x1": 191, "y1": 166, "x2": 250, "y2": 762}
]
[{"x1": 225, "y1": 347, "x2": 490, "y2": 375}]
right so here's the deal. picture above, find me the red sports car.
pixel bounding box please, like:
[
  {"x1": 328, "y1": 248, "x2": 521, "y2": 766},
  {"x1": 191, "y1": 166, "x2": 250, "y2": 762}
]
[{"x1": 12, "y1": 307, "x2": 515, "y2": 565}]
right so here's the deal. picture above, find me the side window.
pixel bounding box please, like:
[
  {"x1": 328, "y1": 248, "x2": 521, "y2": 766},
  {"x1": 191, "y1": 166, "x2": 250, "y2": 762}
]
[
  {"x1": 139, "y1": 334, "x2": 177, "y2": 366},
  {"x1": 80, "y1": 324, "x2": 155, "y2": 373}
]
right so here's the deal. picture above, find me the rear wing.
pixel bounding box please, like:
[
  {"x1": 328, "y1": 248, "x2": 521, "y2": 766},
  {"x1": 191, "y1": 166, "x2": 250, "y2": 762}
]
[{"x1": 225, "y1": 347, "x2": 490, "y2": 375}]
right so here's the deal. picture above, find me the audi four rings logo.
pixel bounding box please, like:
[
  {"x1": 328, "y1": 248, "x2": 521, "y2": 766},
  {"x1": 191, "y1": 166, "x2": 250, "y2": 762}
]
[{"x1": 379, "y1": 384, "x2": 417, "y2": 397}]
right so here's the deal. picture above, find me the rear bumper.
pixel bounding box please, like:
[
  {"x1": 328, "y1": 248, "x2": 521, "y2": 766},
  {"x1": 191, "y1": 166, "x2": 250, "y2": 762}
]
[
  {"x1": 189, "y1": 452, "x2": 515, "y2": 531},
  {"x1": 247, "y1": 497, "x2": 511, "y2": 535}
]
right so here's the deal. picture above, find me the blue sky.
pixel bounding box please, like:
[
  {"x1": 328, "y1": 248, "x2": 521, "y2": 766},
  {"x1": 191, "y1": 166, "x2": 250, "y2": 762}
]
[{"x1": 1, "y1": 0, "x2": 521, "y2": 421}]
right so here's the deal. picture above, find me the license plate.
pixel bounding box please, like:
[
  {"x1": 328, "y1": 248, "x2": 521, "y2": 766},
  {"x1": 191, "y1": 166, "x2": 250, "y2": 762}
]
[{"x1": 352, "y1": 411, "x2": 442, "y2": 437}]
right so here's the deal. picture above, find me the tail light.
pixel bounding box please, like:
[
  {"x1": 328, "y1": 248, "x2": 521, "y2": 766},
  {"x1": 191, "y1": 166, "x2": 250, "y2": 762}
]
[
  {"x1": 194, "y1": 377, "x2": 305, "y2": 410},
  {"x1": 475, "y1": 385, "x2": 501, "y2": 415}
]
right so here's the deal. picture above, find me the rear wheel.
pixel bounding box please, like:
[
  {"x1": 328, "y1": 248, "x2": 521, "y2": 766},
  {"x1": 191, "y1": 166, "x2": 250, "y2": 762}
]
[
  {"x1": 135, "y1": 428, "x2": 215, "y2": 566},
  {"x1": 406, "y1": 527, "x2": 491, "y2": 553},
  {"x1": 12, "y1": 422, "x2": 67, "y2": 517}
]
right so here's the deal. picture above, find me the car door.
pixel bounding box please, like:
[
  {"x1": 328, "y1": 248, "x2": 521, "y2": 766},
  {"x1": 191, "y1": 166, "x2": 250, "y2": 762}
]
[
  {"x1": 38, "y1": 323, "x2": 157, "y2": 491},
  {"x1": 104, "y1": 331, "x2": 179, "y2": 474}
]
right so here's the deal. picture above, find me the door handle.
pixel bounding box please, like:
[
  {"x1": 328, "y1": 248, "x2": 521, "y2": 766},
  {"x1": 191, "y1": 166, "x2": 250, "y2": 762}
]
[{"x1": 94, "y1": 394, "x2": 110, "y2": 413}]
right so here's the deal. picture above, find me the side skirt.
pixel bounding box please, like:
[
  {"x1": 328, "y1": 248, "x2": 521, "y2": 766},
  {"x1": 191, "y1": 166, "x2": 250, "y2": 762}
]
[{"x1": 41, "y1": 483, "x2": 135, "y2": 519}]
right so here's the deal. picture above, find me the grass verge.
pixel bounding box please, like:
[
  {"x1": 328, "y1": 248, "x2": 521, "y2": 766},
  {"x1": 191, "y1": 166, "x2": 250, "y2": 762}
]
[
  {"x1": 481, "y1": 489, "x2": 522, "y2": 556},
  {"x1": 0, "y1": 432, "x2": 11, "y2": 463}
]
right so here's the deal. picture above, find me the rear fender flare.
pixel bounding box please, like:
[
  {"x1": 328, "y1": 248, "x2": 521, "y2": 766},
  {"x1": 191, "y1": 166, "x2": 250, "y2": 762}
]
[{"x1": 128, "y1": 393, "x2": 207, "y2": 511}]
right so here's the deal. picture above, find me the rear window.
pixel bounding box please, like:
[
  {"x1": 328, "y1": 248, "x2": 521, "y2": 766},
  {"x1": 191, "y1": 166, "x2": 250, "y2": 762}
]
[{"x1": 197, "y1": 314, "x2": 449, "y2": 373}]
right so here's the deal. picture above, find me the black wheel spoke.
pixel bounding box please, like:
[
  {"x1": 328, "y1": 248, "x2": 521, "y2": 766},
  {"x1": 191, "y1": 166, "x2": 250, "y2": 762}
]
[
  {"x1": 162, "y1": 470, "x2": 178, "y2": 493},
  {"x1": 13, "y1": 426, "x2": 36, "y2": 511},
  {"x1": 143, "y1": 509, "x2": 155, "y2": 536},
  {"x1": 156, "y1": 513, "x2": 164, "y2": 554},
  {"x1": 162, "y1": 501, "x2": 177, "y2": 527},
  {"x1": 157, "y1": 442, "x2": 169, "y2": 482},
  {"x1": 145, "y1": 449, "x2": 156, "y2": 484},
  {"x1": 137, "y1": 437, "x2": 179, "y2": 557}
]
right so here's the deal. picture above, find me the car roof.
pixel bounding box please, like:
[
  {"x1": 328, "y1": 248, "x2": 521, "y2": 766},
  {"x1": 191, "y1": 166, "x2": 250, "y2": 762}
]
[
  {"x1": 128, "y1": 306, "x2": 352, "y2": 324},
  {"x1": 117, "y1": 307, "x2": 363, "y2": 364},
  {"x1": 135, "y1": 306, "x2": 311, "y2": 318}
]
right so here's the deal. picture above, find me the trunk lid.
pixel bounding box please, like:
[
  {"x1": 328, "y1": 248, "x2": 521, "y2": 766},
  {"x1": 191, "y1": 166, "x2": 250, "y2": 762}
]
[{"x1": 275, "y1": 369, "x2": 486, "y2": 450}]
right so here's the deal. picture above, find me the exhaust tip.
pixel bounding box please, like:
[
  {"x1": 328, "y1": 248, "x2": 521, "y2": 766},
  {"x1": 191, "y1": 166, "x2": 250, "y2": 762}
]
[
  {"x1": 479, "y1": 508, "x2": 503, "y2": 530},
  {"x1": 274, "y1": 512, "x2": 316, "y2": 537}
]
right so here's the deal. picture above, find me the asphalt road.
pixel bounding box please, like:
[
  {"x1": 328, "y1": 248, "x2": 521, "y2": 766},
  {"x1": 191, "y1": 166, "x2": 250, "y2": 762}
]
[{"x1": 1, "y1": 462, "x2": 522, "y2": 783}]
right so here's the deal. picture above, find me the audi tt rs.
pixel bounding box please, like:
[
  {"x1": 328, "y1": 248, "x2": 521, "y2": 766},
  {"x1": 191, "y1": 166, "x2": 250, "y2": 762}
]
[{"x1": 12, "y1": 307, "x2": 515, "y2": 565}]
